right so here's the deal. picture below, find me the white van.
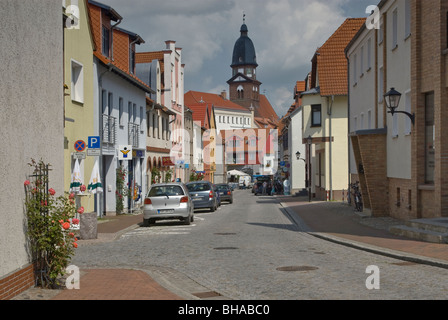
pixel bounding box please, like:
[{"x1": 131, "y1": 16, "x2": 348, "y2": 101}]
[{"x1": 238, "y1": 176, "x2": 251, "y2": 189}]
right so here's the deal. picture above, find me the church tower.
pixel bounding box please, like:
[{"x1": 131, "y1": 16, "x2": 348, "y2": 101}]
[{"x1": 227, "y1": 18, "x2": 262, "y2": 110}]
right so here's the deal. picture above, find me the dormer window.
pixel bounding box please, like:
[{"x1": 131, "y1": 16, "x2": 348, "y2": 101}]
[
  {"x1": 102, "y1": 25, "x2": 110, "y2": 58},
  {"x1": 129, "y1": 45, "x2": 135, "y2": 74}
]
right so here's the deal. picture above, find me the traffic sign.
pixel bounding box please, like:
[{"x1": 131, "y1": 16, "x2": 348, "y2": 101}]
[
  {"x1": 118, "y1": 145, "x2": 132, "y2": 160},
  {"x1": 88, "y1": 136, "x2": 101, "y2": 149},
  {"x1": 74, "y1": 140, "x2": 86, "y2": 152}
]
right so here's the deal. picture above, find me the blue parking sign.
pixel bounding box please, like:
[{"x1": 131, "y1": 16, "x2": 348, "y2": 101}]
[{"x1": 88, "y1": 136, "x2": 101, "y2": 149}]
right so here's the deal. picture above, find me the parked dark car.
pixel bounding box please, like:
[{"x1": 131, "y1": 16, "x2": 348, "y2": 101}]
[
  {"x1": 186, "y1": 181, "x2": 218, "y2": 212},
  {"x1": 213, "y1": 184, "x2": 221, "y2": 207},
  {"x1": 215, "y1": 183, "x2": 233, "y2": 204}
]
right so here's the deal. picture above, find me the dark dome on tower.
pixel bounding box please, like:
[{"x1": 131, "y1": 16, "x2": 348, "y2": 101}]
[{"x1": 231, "y1": 24, "x2": 258, "y2": 68}]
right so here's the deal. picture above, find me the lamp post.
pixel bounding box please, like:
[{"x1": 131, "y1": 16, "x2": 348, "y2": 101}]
[
  {"x1": 384, "y1": 87, "x2": 415, "y2": 125},
  {"x1": 306, "y1": 135, "x2": 312, "y2": 202}
]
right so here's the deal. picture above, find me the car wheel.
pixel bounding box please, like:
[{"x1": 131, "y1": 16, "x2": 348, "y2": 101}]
[
  {"x1": 143, "y1": 218, "x2": 150, "y2": 227},
  {"x1": 183, "y1": 216, "x2": 191, "y2": 225},
  {"x1": 210, "y1": 205, "x2": 215, "y2": 212},
  {"x1": 230, "y1": 198, "x2": 233, "y2": 204}
]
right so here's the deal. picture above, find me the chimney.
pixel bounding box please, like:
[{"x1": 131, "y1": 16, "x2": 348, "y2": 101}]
[{"x1": 220, "y1": 90, "x2": 227, "y2": 100}]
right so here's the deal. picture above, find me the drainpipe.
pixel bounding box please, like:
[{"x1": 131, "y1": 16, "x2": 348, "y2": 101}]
[
  {"x1": 327, "y1": 95, "x2": 334, "y2": 201},
  {"x1": 98, "y1": 66, "x2": 113, "y2": 218}
]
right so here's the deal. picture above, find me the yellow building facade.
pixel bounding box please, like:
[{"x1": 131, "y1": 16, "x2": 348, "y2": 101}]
[{"x1": 63, "y1": 0, "x2": 96, "y2": 211}]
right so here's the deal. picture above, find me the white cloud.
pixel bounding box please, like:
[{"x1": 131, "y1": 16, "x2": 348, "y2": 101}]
[{"x1": 98, "y1": 0, "x2": 372, "y2": 117}]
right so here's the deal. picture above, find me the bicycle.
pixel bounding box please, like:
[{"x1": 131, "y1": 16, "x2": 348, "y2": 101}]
[{"x1": 350, "y1": 181, "x2": 363, "y2": 212}]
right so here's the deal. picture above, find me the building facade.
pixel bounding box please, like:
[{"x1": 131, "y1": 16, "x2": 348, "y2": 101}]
[
  {"x1": 347, "y1": 0, "x2": 448, "y2": 220},
  {"x1": 88, "y1": 0, "x2": 153, "y2": 215},
  {"x1": 63, "y1": 0, "x2": 97, "y2": 214},
  {"x1": 0, "y1": 0, "x2": 64, "y2": 299},
  {"x1": 302, "y1": 18, "x2": 366, "y2": 201}
]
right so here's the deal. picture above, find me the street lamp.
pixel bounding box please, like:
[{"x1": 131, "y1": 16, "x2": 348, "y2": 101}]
[{"x1": 384, "y1": 87, "x2": 415, "y2": 125}]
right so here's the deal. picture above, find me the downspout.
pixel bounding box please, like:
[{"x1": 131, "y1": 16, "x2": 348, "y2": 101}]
[
  {"x1": 345, "y1": 49, "x2": 352, "y2": 200},
  {"x1": 327, "y1": 95, "x2": 334, "y2": 201},
  {"x1": 98, "y1": 66, "x2": 113, "y2": 218}
]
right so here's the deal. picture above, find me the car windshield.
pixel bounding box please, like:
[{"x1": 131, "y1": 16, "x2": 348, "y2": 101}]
[
  {"x1": 217, "y1": 185, "x2": 229, "y2": 191},
  {"x1": 187, "y1": 183, "x2": 210, "y2": 192},
  {"x1": 148, "y1": 185, "x2": 185, "y2": 197}
]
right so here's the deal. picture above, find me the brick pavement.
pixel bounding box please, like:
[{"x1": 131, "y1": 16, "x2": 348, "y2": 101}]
[{"x1": 52, "y1": 269, "x2": 183, "y2": 300}]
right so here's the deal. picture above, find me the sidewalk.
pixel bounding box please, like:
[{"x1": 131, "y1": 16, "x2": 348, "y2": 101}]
[
  {"x1": 277, "y1": 195, "x2": 448, "y2": 268},
  {"x1": 13, "y1": 197, "x2": 448, "y2": 300}
]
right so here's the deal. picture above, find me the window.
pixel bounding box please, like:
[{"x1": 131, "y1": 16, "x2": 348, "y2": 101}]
[
  {"x1": 353, "y1": 54, "x2": 358, "y2": 83},
  {"x1": 101, "y1": 90, "x2": 107, "y2": 114},
  {"x1": 71, "y1": 60, "x2": 84, "y2": 103},
  {"x1": 367, "y1": 110, "x2": 372, "y2": 130},
  {"x1": 129, "y1": 45, "x2": 136, "y2": 74},
  {"x1": 119, "y1": 98, "x2": 124, "y2": 126},
  {"x1": 133, "y1": 104, "x2": 137, "y2": 123},
  {"x1": 405, "y1": 0, "x2": 411, "y2": 38},
  {"x1": 152, "y1": 114, "x2": 156, "y2": 137},
  {"x1": 108, "y1": 92, "x2": 113, "y2": 116},
  {"x1": 311, "y1": 104, "x2": 322, "y2": 127},
  {"x1": 367, "y1": 38, "x2": 372, "y2": 70},
  {"x1": 128, "y1": 102, "x2": 133, "y2": 123},
  {"x1": 360, "y1": 46, "x2": 364, "y2": 75},
  {"x1": 140, "y1": 106, "x2": 144, "y2": 127},
  {"x1": 102, "y1": 25, "x2": 110, "y2": 57},
  {"x1": 392, "y1": 9, "x2": 398, "y2": 49},
  {"x1": 378, "y1": 67, "x2": 384, "y2": 102},
  {"x1": 378, "y1": 21, "x2": 384, "y2": 44},
  {"x1": 425, "y1": 92, "x2": 435, "y2": 184}
]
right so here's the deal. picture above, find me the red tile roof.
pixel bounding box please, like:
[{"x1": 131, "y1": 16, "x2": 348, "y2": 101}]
[
  {"x1": 315, "y1": 18, "x2": 366, "y2": 96},
  {"x1": 185, "y1": 91, "x2": 248, "y2": 112}
]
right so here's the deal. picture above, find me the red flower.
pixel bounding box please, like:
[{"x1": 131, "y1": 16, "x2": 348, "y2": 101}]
[
  {"x1": 62, "y1": 222, "x2": 70, "y2": 230},
  {"x1": 69, "y1": 193, "x2": 75, "y2": 199},
  {"x1": 72, "y1": 218, "x2": 80, "y2": 225},
  {"x1": 73, "y1": 242, "x2": 78, "y2": 248},
  {"x1": 24, "y1": 180, "x2": 30, "y2": 186},
  {"x1": 80, "y1": 185, "x2": 86, "y2": 192},
  {"x1": 69, "y1": 232, "x2": 75, "y2": 238},
  {"x1": 77, "y1": 207, "x2": 84, "y2": 214},
  {"x1": 49, "y1": 188, "x2": 56, "y2": 196}
]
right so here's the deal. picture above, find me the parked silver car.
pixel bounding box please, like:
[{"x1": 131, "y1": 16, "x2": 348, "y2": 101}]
[
  {"x1": 186, "y1": 181, "x2": 218, "y2": 212},
  {"x1": 143, "y1": 183, "x2": 194, "y2": 227}
]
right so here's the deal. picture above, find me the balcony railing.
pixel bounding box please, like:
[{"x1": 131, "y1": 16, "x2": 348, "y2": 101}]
[
  {"x1": 128, "y1": 122, "x2": 140, "y2": 148},
  {"x1": 102, "y1": 114, "x2": 116, "y2": 151}
]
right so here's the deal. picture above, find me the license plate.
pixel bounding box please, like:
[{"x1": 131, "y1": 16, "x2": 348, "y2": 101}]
[
  {"x1": 192, "y1": 198, "x2": 201, "y2": 201},
  {"x1": 157, "y1": 209, "x2": 174, "y2": 214}
]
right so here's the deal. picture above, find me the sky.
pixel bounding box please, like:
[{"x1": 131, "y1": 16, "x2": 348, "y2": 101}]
[{"x1": 99, "y1": 0, "x2": 377, "y2": 118}]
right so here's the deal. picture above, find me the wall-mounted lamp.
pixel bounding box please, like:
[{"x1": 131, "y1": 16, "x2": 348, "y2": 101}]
[
  {"x1": 384, "y1": 88, "x2": 415, "y2": 125},
  {"x1": 295, "y1": 151, "x2": 306, "y2": 162}
]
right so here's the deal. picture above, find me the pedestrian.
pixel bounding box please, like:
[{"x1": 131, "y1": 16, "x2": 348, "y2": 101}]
[{"x1": 262, "y1": 181, "x2": 267, "y2": 195}]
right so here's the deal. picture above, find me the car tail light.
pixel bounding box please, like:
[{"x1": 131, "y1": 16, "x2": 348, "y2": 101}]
[
  {"x1": 144, "y1": 198, "x2": 152, "y2": 205},
  {"x1": 180, "y1": 196, "x2": 189, "y2": 203},
  {"x1": 209, "y1": 191, "x2": 213, "y2": 199},
  {"x1": 227, "y1": 191, "x2": 231, "y2": 195}
]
